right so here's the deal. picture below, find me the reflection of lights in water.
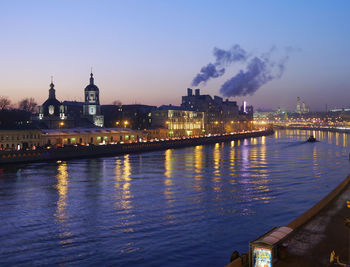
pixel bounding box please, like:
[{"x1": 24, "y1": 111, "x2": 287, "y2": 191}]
[
  {"x1": 193, "y1": 145, "x2": 204, "y2": 191},
  {"x1": 115, "y1": 155, "x2": 133, "y2": 212},
  {"x1": 231, "y1": 140, "x2": 235, "y2": 147},
  {"x1": 312, "y1": 145, "x2": 321, "y2": 178},
  {"x1": 56, "y1": 162, "x2": 68, "y2": 221},
  {"x1": 328, "y1": 132, "x2": 333, "y2": 144},
  {"x1": 343, "y1": 133, "x2": 347, "y2": 147},
  {"x1": 229, "y1": 144, "x2": 236, "y2": 182},
  {"x1": 261, "y1": 136, "x2": 265, "y2": 145},
  {"x1": 55, "y1": 162, "x2": 72, "y2": 244},
  {"x1": 213, "y1": 143, "x2": 220, "y2": 176},
  {"x1": 335, "y1": 132, "x2": 339, "y2": 146},
  {"x1": 241, "y1": 139, "x2": 249, "y2": 177},
  {"x1": 164, "y1": 149, "x2": 173, "y2": 179},
  {"x1": 115, "y1": 155, "x2": 134, "y2": 234},
  {"x1": 164, "y1": 149, "x2": 174, "y2": 201},
  {"x1": 212, "y1": 143, "x2": 221, "y2": 191}
]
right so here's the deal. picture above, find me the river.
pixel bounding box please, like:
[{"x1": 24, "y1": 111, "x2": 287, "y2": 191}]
[{"x1": 0, "y1": 129, "x2": 349, "y2": 266}]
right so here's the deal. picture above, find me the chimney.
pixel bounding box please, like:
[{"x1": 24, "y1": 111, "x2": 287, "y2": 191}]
[
  {"x1": 187, "y1": 88, "x2": 193, "y2": 96},
  {"x1": 195, "y1": 89, "x2": 200, "y2": 96}
]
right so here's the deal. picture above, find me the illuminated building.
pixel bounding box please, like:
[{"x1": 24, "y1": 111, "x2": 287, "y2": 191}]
[
  {"x1": 181, "y1": 88, "x2": 252, "y2": 133},
  {"x1": 34, "y1": 73, "x2": 104, "y2": 128},
  {"x1": 296, "y1": 97, "x2": 309, "y2": 114},
  {"x1": 0, "y1": 129, "x2": 43, "y2": 150},
  {"x1": 83, "y1": 73, "x2": 104, "y2": 127},
  {"x1": 151, "y1": 105, "x2": 204, "y2": 137},
  {"x1": 0, "y1": 127, "x2": 144, "y2": 150}
]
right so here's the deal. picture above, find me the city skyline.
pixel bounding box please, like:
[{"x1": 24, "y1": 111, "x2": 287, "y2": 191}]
[{"x1": 1, "y1": 1, "x2": 350, "y2": 111}]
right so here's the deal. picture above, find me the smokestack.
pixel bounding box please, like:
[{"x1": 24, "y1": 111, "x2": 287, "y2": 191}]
[
  {"x1": 187, "y1": 88, "x2": 193, "y2": 96},
  {"x1": 195, "y1": 89, "x2": 200, "y2": 96}
]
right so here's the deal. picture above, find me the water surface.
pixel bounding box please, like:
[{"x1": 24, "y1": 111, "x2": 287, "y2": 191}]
[{"x1": 0, "y1": 129, "x2": 349, "y2": 266}]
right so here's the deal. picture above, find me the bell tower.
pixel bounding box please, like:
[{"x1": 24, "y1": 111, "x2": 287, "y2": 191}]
[{"x1": 83, "y1": 72, "x2": 104, "y2": 127}]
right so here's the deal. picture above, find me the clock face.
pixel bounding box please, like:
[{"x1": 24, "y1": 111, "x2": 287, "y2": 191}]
[{"x1": 49, "y1": 105, "x2": 54, "y2": 115}]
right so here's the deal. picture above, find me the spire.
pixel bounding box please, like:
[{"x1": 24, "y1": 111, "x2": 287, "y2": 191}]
[
  {"x1": 50, "y1": 76, "x2": 54, "y2": 89},
  {"x1": 49, "y1": 77, "x2": 56, "y2": 99},
  {"x1": 90, "y1": 72, "x2": 94, "y2": 85}
]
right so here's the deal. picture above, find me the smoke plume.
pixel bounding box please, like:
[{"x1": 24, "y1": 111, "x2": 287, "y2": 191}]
[
  {"x1": 191, "y1": 44, "x2": 248, "y2": 86},
  {"x1": 192, "y1": 63, "x2": 225, "y2": 86},
  {"x1": 192, "y1": 45, "x2": 295, "y2": 97}
]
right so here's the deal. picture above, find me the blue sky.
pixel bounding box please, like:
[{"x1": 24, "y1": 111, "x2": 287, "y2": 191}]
[{"x1": 1, "y1": 1, "x2": 349, "y2": 111}]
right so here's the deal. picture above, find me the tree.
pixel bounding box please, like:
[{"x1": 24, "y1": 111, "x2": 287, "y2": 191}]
[
  {"x1": 18, "y1": 98, "x2": 37, "y2": 113},
  {"x1": 0, "y1": 96, "x2": 11, "y2": 110},
  {"x1": 112, "y1": 100, "x2": 122, "y2": 106}
]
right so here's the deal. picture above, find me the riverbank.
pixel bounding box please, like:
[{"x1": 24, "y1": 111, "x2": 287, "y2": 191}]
[
  {"x1": 227, "y1": 174, "x2": 350, "y2": 267},
  {"x1": 275, "y1": 174, "x2": 350, "y2": 266},
  {"x1": 274, "y1": 125, "x2": 350, "y2": 134},
  {"x1": 0, "y1": 128, "x2": 273, "y2": 164}
]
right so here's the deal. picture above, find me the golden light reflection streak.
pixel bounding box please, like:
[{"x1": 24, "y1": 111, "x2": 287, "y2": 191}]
[
  {"x1": 343, "y1": 133, "x2": 348, "y2": 147},
  {"x1": 115, "y1": 155, "x2": 133, "y2": 212},
  {"x1": 56, "y1": 162, "x2": 68, "y2": 221},
  {"x1": 193, "y1": 145, "x2": 204, "y2": 191},
  {"x1": 335, "y1": 132, "x2": 339, "y2": 146},
  {"x1": 212, "y1": 143, "x2": 221, "y2": 192},
  {"x1": 312, "y1": 145, "x2": 320, "y2": 177},
  {"x1": 164, "y1": 149, "x2": 174, "y2": 201},
  {"x1": 252, "y1": 137, "x2": 271, "y2": 203},
  {"x1": 228, "y1": 141, "x2": 237, "y2": 185},
  {"x1": 213, "y1": 143, "x2": 220, "y2": 177},
  {"x1": 55, "y1": 162, "x2": 72, "y2": 244}
]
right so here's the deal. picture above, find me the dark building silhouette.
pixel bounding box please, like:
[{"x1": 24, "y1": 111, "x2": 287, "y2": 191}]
[
  {"x1": 34, "y1": 73, "x2": 104, "y2": 129},
  {"x1": 181, "y1": 88, "x2": 241, "y2": 133},
  {"x1": 101, "y1": 104, "x2": 156, "y2": 130}
]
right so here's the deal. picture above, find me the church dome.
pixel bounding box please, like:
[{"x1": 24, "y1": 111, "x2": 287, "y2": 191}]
[
  {"x1": 42, "y1": 82, "x2": 61, "y2": 116},
  {"x1": 84, "y1": 73, "x2": 99, "y2": 92}
]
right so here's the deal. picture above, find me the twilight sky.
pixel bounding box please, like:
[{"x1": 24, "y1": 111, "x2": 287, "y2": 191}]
[{"x1": 1, "y1": 0, "x2": 349, "y2": 111}]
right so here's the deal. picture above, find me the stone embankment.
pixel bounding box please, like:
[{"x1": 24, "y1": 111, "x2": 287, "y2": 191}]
[
  {"x1": 226, "y1": 175, "x2": 350, "y2": 267},
  {"x1": 0, "y1": 129, "x2": 273, "y2": 164}
]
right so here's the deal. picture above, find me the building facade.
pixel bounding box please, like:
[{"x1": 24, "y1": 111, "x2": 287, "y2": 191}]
[
  {"x1": 34, "y1": 73, "x2": 104, "y2": 129},
  {"x1": 181, "y1": 88, "x2": 241, "y2": 133},
  {"x1": 0, "y1": 128, "x2": 145, "y2": 150},
  {"x1": 0, "y1": 129, "x2": 43, "y2": 150},
  {"x1": 151, "y1": 105, "x2": 205, "y2": 137},
  {"x1": 83, "y1": 73, "x2": 104, "y2": 127}
]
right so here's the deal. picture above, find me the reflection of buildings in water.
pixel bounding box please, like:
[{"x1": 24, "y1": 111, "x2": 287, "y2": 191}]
[
  {"x1": 85, "y1": 158, "x2": 103, "y2": 181},
  {"x1": 55, "y1": 162, "x2": 72, "y2": 244}
]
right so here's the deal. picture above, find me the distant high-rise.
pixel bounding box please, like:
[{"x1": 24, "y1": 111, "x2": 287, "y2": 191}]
[
  {"x1": 296, "y1": 97, "x2": 309, "y2": 114},
  {"x1": 296, "y1": 97, "x2": 301, "y2": 114}
]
